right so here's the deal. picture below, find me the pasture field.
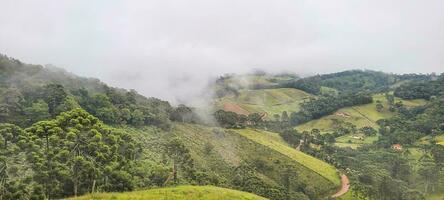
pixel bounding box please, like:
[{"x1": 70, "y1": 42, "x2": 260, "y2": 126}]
[
  {"x1": 216, "y1": 88, "x2": 312, "y2": 118},
  {"x1": 334, "y1": 134, "x2": 378, "y2": 149}
]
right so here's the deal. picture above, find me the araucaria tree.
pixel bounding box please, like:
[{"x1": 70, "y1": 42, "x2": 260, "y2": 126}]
[{"x1": 20, "y1": 109, "x2": 139, "y2": 199}]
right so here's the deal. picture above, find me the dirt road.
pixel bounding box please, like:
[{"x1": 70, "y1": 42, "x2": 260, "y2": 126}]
[{"x1": 332, "y1": 174, "x2": 350, "y2": 198}]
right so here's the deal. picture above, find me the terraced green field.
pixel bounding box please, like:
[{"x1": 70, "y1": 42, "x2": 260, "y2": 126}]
[
  {"x1": 216, "y1": 88, "x2": 312, "y2": 117},
  {"x1": 234, "y1": 129, "x2": 341, "y2": 186},
  {"x1": 219, "y1": 74, "x2": 296, "y2": 89},
  {"x1": 67, "y1": 185, "x2": 268, "y2": 200}
]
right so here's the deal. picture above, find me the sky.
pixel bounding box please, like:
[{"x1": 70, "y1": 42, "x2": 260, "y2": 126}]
[{"x1": 0, "y1": 0, "x2": 443, "y2": 103}]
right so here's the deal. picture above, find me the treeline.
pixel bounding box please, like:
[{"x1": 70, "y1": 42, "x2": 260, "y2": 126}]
[
  {"x1": 213, "y1": 110, "x2": 263, "y2": 128},
  {"x1": 280, "y1": 70, "x2": 398, "y2": 94},
  {"x1": 212, "y1": 93, "x2": 373, "y2": 129},
  {"x1": 289, "y1": 93, "x2": 373, "y2": 125},
  {"x1": 394, "y1": 73, "x2": 444, "y2": 100}
]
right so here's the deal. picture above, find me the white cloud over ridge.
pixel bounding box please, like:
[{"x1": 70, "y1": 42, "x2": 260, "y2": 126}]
[{"x1": 0, "y1": 0, "x2": 443, "y2": 103}]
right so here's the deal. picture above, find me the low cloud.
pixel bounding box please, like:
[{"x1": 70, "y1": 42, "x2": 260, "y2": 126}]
[{"x1": 1, "y1": 0, "x2": 443, "y2": 103}]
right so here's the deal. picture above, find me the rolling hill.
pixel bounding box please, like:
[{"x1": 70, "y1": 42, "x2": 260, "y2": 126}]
[
  {"x1": 171, "y1": 123, "x2": 338, "y2": 199},
  {"x1": 295, "y1": 94, "x2": 427, "y2": 148},
  {"x1": 104, "y1": 123, "x2": 340, "y2": 199},
  {"x1": 66, "y1": 185, "x2": 268, "y2": 200}
]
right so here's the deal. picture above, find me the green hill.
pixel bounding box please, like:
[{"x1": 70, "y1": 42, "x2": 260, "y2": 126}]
[
  {"x1": 234, "y1": 129, "x2": 340, "y2": 186},
  {"x1": 295, "y1": 94, "x2": 427, "y2": 148},
  {"x1": 216, "y1": 88, "x2": 312, "y2": 118},
  {"x1": 100, "y1": 123, "x2": 337, "y2": 199},
  {"x1": 67, "y1": 185, "x2": 268, "y2": 200}
]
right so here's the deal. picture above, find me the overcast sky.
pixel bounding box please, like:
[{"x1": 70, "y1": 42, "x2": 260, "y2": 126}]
[{"x1": 1, "y1": 0, "x2": 443, "y2": 103}]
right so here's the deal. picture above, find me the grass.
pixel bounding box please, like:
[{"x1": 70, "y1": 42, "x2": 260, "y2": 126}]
[
  {"x1": 337, "y1": 190, "x2": 356, "y2": 200},
  {"x1": 216, "y1": 88, "x2": 312, "y2": 118},
  {"x1": 436, "y1": 135, "x2": 444, "y2": 146},
  {"x1": 234, "y1": 129, "x2": 341, "y2": 186},
  {"x1": 426, "y1": 192, "x2": 444, "y2": 200},
  {"x1": 334, "y1": 134, "x2": 378, "y2": 149},
  {"x1": 417, "y1": 134, "x2": 444, "y2": 146},
  {"x1": 66, "y1": 185, "x2": 268, "y2": 200}
]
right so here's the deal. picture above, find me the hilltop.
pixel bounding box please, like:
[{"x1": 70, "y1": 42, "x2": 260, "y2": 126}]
[{"x1": 66, "y1": 185, "x2": 268, "y2": 200}]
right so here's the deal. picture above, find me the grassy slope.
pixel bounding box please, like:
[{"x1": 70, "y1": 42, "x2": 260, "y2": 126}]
[
  {"x1": 234, "y1": 129, "x2": 341, "y2": 186},
  {"x1": 216, "y1": 88, "x2": 312, "y2": 117},
  {"x1": 426, "y1": 192, "x2": 444, "y2": 200},
  {"x1": 110, "y1": 123, "x2": 338, "y2": 197},
  {"x1": 296, "y1": 94, "x2": 427, "y2": 133},
  {"x1": 172, "y1": 124, "x2": 337, "y2": 196},
  {"x1": 67, "y1": 185, "x2": 268, "y2": 200}
]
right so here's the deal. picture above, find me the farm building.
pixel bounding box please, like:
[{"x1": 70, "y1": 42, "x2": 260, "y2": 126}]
[{"x1": 391, "y1": 144, "x2": 403, "y2": 151}]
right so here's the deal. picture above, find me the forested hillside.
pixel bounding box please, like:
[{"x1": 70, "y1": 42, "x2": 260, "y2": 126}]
[
  {"x1": 1, "y1": 55, "x2": 341, "y2": 200},
  {"x1": 213, "y1": 70, "x2": 444, "y2": 199},
  {"x1": 0, "y1": 54, "x2": 172, "y2": 129}
]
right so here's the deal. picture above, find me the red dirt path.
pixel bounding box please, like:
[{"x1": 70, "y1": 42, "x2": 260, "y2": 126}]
[
  {"x1": 332, "y1": 174, "x2": 350, "y2": 198},
  {"x1": 223, "y1": 103, "x2": 250, "y2": 116}
]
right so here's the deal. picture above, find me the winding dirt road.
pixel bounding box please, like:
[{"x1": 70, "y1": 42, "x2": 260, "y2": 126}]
[{"x1": 332, "y1": 174, "x2": 350, "y2": 198}]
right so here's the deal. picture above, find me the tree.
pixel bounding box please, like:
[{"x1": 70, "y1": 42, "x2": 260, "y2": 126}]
[
  {"x1": 170, "y1": 105, "x2": 194, "y2": 123},
  {"x1": 360, "y1": 126, "x2": 377, "y2": 136},
  {"x1": 164, "y1": 138, "x2": 195, "y2": 184},
  {"x1": 24, "y1": 100, "x2": 50, "y2": 124},
  {"x1": 24, "y1": 109, "x2": 139, "y2": 198},
  {"x1": 281, "y1": 111, "x2": 289, "y2": 122},
  {"x1": 376, "y1": 101, "x2": 384, "y2": 112},
  {"x1": 273, "y1": 114, "x2": 280, "y2": 122},
  {"x1": 248, "y1": 113, "x2": 262, "y2": 125},
  {"x1": 418, "y1": 156, "x2": 439, "y2": 193},
  {"x1": 0, "y1": 123, "x2": 27, "y2": 200},
  {"x1": 279, "y1": 129, "x2": 301, "y2": 147},
  {"x1": 213, "y1": 110, "x2": 244, "y2": 128},
  {"x1": 43, "y1": 84, "x2": 67, "y2": 116}
]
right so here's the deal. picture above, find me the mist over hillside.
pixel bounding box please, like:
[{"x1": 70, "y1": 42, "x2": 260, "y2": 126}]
[
  {"x1": 2, "y1": 0, "x2": 444, "y2": 104},
  {"x1": 2, "y1": 1, "x2": 444, "y2": 199}
]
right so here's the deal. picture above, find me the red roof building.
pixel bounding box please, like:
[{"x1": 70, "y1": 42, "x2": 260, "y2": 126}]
[{"x1": 391, "y1": 144, "x2": 403, "y2": 151}]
